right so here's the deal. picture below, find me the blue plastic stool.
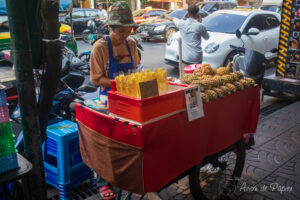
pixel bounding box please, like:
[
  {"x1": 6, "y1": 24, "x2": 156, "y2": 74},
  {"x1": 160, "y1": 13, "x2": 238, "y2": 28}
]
[{"x1": 43, "y1": 120, "x2": 93, "y2": 200}]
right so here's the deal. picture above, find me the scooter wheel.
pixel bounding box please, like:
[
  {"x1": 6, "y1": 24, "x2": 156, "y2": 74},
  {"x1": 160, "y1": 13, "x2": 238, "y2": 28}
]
[
  {"x1": 82, "y1": 32, "x2": 90, "y2": 43},
  {"x1": 78, "y1": 53, "x2": 90, "y2": 64}
]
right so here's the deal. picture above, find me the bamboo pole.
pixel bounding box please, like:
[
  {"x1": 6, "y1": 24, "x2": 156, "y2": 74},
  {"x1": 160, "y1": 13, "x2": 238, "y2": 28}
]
[{"x1": 5, "y1": 0, "x2": 47, "y2": 199}]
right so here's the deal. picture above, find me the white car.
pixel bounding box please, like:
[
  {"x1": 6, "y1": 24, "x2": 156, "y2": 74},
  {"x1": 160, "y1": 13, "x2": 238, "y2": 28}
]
[{"x1": 164, "y1": 9, "x2": 280, "y2": 68}]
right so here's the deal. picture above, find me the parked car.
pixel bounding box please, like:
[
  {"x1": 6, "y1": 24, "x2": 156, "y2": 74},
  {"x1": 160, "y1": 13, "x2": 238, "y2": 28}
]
[
  {"x1": 196, "y1": 1, "x2": 237, "y2": 13},
  {"x1": 136, "y1": 9, "x2": 209, "y2": 42},
  {"x1": 59, "y1": 8, "x2": 99, "y2": 36},
  {"x1": 0, "y1": 16, "x2": 78, "y2": 54},
  {"x1": 260, "y1": 4, "x2": 281, "y2": 13},
  {"x1": 133, "y1": 8, "x2": 166, "y2": 24},
  {"x1": 165, "y1": 9, "x2": 280, "y2": 68}
]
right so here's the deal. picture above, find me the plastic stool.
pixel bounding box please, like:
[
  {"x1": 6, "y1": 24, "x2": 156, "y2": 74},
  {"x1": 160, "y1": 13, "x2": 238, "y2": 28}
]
[{"x1": 43, "y1": 120, "x2": 92, "y2": 200}]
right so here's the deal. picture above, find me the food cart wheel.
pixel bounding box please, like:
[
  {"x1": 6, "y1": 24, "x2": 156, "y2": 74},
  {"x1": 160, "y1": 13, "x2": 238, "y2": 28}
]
[{"x1": 189, "y1": 138, "x2": 245, "y2": 200}]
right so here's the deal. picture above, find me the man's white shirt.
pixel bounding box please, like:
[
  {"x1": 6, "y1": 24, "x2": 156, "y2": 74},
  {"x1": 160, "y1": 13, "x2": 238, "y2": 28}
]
[{"x1": 98, "y1": 9, "x2": 108, "y2": 22}]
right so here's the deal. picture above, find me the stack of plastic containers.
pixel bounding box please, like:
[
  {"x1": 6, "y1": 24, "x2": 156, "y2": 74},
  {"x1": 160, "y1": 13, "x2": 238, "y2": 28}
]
[
  {"x1": 0, "y1": 87, "x2": 18, "y2": 174},
  {"x1": 43, "y1": 120, "x2": 92, "y2": 200}
]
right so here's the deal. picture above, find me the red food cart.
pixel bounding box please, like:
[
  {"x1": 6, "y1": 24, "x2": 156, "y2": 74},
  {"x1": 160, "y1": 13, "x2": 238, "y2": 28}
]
[{"x1": 75, "y1": 84, "x2": 260, "y2": 199}]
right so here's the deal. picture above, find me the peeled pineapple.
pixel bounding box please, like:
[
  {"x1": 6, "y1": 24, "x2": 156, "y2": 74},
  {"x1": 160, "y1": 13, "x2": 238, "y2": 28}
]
[
  {"x1": 233, "y1": 81, "x2": 244, "y2": 91},
  {"x1": 191, "y1": 79, "x2": 201, "y2": 86},
  {"x1": 212, "y1": 87, "x2": 224, "y2": 98},
  {"x1": 233, "y1": 71, "x2": 244, "y2": 80},
  {"x1": 226, "y1": 62, "x2": 233, "y2": 73},
  {"x1": 222, "y1": 74, "x2": 234, "y2": 84},
  {"x1": 201, "y1": 92, "x2": 210, "y2": 103},
  {"x1": 239, "y1": 79, "x2": 250, "y2": 88},
  {"x1": 216, "y1": 67, "x2": 228, "y2": 76},
  {"x1": 200, "y1": 74, "x2": 214, "y2": 80},
  {"x1": 200, "y1": 79, "x2": 212, "y2": 91},
  {"x1": 245, "y1": 78, "x2": 255, "y2": 87},
  {"x1": 182, "y1": 74, "x2": 196, "y2": 84},
  {"x1": 205, "y1": 90, "x2": 218, "y2": 101},
  {"x1": 220, "y1": 85, "x2": 231, "y2": 95},
  {"x1": 213, "y1": 75, "x2": 225, "y2": 86},
  {"x1": 201, "y1": 63, "x2": 215, "y2": 75},
  {"x1": 229, "y1": 73, "x2": 239, "y2": 82},
  {"x1": 193, "y1": 68, "x2": 203, "y2": 77},
  {"x1": 226, "y1": 83, "x2": 237, "y2": 93}
]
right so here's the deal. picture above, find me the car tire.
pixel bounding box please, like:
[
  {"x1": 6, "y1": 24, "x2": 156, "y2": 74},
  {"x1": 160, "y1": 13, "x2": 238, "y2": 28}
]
[
  {"x1": 138, "y1": 49, "x2": 142, "y2": 60},
  {"x1": 223, "y1": 51, "x2": 239, "y2": 67},
  {"x1": 165, "y1": 28, "x2": 176, "y2": 42}
]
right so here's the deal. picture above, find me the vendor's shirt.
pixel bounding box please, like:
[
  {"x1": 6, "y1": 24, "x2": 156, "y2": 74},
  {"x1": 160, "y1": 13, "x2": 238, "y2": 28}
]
[
  {"x1": 90, "y1": 37, "x2": 140, "y2": 86},
  {"x1": 98, "y1": 9, "x2": 108, "y2": 22},
  {"x1": 173, "y1": 18, "x2": 209, "y2": 64}
]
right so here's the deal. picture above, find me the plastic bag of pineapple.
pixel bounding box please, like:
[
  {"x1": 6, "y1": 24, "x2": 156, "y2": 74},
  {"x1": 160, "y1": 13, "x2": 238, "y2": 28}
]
[{"x1": 181, "y1": 62, "x2": 255, "y2": 103}]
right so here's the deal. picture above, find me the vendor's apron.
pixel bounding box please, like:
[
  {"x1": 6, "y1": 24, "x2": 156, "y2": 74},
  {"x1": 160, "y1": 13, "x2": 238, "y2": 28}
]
[{"x1": 100, "y1": 36, "x2": 135, "y2": 98}]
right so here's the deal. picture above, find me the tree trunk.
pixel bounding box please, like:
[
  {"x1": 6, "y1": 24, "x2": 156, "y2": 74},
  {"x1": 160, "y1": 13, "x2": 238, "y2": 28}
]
[{"x1": 5, "y1": 0, "x2": 47, "y2": 199}]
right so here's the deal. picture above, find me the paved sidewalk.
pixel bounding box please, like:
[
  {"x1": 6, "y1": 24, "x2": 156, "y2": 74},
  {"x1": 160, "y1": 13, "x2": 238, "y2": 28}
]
[{"x1": 48, "y1": 101, "x2": 300, "y2": 200}]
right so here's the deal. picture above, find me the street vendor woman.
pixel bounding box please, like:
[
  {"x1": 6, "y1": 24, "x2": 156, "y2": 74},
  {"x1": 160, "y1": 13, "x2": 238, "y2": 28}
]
[
  {"x1": 89, "y1": 1, "x2": 140, "y2": 199},
  {"x1": 90, "y1": 1, "x2": 140, "y2": 103}
]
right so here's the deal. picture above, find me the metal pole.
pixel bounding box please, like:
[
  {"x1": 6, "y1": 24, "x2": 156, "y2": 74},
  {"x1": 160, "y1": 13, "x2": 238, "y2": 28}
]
[
  {"x1": 178, "y1": 37, "x2": 183, "y2": 80},
  {"x1": 70, "y1": 3, "x2": 75, "y2": 52},
  {"x1": 5, "y1": 0, "x2": 47, "y2": 199}
]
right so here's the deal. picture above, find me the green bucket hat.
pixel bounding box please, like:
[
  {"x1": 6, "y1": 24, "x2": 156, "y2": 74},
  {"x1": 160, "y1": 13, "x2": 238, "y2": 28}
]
[{"x1": 108, "y1": 1, "x2": 138, "y2": 28}]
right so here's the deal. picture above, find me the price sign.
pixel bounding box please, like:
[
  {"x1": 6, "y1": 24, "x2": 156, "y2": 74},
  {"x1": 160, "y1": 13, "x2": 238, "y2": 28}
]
[{"x1": 184, "y1": 85, "x2": 204, "y2": 121}]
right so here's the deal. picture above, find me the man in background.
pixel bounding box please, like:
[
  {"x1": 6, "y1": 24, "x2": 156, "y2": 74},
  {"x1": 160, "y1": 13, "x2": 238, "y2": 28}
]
[
  {"x1": 96, "y1": 2, "x2": 107, "y2": 22},
  {"x1": 165, "y1": 4, "x2": 209, "y2": 65}
]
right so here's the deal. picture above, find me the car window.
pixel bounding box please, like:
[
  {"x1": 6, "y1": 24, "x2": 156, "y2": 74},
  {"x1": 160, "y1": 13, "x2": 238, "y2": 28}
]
[
  {"x1": 221, "y1": 3, "x2": 228, "y2": 9},
  {"x1": 199, "y1": 10, "x2": 208, "y2": 18},
  {"x1": 86, "y1": 10, "x2": 98, "y2": 18},
  {"x1": 223, "y1": 3, "x2": 234, "y2": 9},
  {"x1": 169, "y1": 10, "x2": 187, "y2": 19},
  {"x1": 263, "y1": 14, "x2": 280, "y2": 30},
  {"x1": 243, "y1": 15, "x2": 265, "y2": 33},
  {"x1": 211, "y1": 3, "x2": 220, "y2": 11},
  {"x1": 72, "y1": 11, "x2": 85, "y2": 19},
  {"x1": 203, "y1": 13, "x2": 247, "y2": 33},
  {"x1": 146, "y1": 10, "x2": 158, "y2": 17},
  {"x1": 156, "y1": 10, "x2": 166, "y2": 16},
  {"x1": 230, "y1": 3, "x2": 237, "y2": 9},
  {"x1": 260, "y1": 5, "x2": 279, "y2": 12},
  {"x1": 202, "y1": 4, "x2": 214, "y2": 12},
  {"x1": 135, "y1": 10, "x2": 146, "y2": 17}
]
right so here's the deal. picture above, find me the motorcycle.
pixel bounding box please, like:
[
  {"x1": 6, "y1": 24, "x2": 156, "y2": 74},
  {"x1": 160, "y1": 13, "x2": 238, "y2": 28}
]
[
  {"x1": 12, "y1": 38, "x2": 98, "y2": 153},
  {"x1": 82, "y1": 19, "x2": 108, "y2": 43},
  {"x1": 230, "y1": 29, "x2": 277, "y2": 85},
  {"x1": 61, "y1": 35, "x2": 90, "y2": 75},
  {"x1": 13, "y1": 69, "x2": 98, "y2": 153}
]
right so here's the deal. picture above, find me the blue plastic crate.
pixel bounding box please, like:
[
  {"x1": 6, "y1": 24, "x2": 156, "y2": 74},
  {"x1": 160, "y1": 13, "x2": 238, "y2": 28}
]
[
  {"x1": 43, "y1": 120, "x2": 92, "y2": 199},
  {"x1": 0, "y1": 153, "x2": 18, "y2": 174},
  {"x1": 0, "y1": 89, "x2": 7, "y2": 107}
]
